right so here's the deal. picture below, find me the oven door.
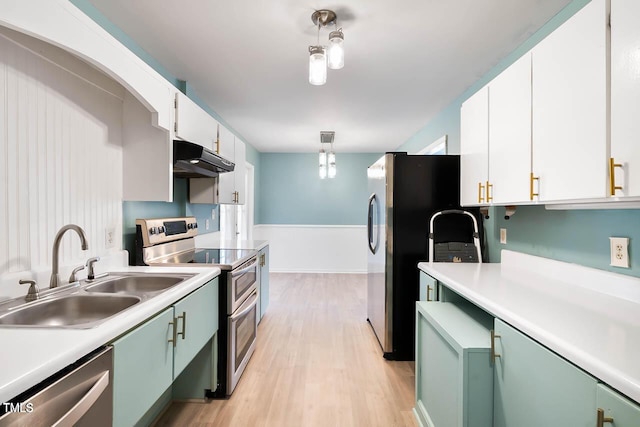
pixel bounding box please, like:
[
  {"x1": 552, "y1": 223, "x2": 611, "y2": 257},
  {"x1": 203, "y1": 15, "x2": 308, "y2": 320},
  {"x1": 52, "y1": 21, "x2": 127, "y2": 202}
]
[
  {"x1": 228, "y1": 257, "x2": 258, "y2": 314},
  {"x1": 227, "y1": 290, "x2": 258, "y2": 394}
]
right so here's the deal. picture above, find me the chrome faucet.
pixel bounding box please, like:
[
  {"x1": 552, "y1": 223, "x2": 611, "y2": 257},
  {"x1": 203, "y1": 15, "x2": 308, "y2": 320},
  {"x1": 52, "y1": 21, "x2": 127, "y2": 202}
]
[{"x1": 50, "y1": 224, "x2": 89, "y2": 288}]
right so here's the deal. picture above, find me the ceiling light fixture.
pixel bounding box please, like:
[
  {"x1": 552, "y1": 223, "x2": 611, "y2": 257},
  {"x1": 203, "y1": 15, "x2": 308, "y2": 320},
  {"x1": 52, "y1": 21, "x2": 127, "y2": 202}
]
[
  {"x1": 319, "y1": 131, "x2": 336, "y2": 179},
  {"x1": 309, "y1": 10, "x2": 344, "y2": 85}
]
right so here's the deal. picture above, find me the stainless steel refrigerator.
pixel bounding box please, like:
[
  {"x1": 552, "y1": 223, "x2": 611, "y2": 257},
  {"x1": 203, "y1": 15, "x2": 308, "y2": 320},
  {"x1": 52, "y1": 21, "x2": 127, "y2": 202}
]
[{"x1": 367, "y1": 152, "x2": 478, "y2": 360}]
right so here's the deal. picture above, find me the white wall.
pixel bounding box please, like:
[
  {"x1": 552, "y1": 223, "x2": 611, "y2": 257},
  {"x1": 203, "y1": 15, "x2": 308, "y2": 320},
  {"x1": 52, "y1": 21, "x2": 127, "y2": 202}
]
[
  {"x1": 253, "y1": 225, "x2": 367, "y2": 273},
  {"x1": 0, "y1": 29, "x2": 126, "y2": 299}
]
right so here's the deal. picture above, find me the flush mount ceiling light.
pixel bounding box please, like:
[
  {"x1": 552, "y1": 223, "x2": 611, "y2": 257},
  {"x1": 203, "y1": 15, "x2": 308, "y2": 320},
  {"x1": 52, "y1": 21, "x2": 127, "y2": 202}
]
[
  {"x1": 309, "y1": 9, "x2": 345, "y2": 86},
  {"x1": 318, "y1": 131, "x2": 337, "y2": 179}
]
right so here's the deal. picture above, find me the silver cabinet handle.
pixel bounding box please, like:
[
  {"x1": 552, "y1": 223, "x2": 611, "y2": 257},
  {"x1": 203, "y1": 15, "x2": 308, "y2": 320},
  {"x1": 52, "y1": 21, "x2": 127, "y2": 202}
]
[
  {"x1": 177, "y1": 312, "x2": 186, "y2": 340},
  {"x1": 490, "y1": 329, "x2": 501, "y2": 366},
  {"x1": 51, "y1": 371, "x2": 109, "y2": 427},
  {"x1": 168, "y1": 318, "x2": 177, "y2": 347}
]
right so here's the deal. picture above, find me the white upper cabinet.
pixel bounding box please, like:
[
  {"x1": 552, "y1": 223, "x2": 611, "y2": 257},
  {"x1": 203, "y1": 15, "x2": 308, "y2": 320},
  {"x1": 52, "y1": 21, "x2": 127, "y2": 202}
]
[
  {"x1": 610, "y1": 0, "x2": 640, "y2": 198},
  {"x1": 217, "y1": 136, "x2": 246, "y2": 205},
  {"x1": 217, "y1": 125, "x2": 235, "y2": 161},
  {"x1": 489, "y1": 53, "x2": 533, "y2": 204},
  {"x1": 460, "y1": 85, "x2": 489, "y2": 206},
  {"x1": 531, "y1": 0, "x2": 609, "y2": 202},
  {"x1": 174, "y1": 92, "x2": 217, "y2": 150}
]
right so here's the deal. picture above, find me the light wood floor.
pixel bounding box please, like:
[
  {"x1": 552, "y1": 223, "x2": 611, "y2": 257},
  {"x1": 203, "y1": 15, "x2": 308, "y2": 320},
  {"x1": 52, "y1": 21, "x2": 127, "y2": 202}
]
[{"x1": 156, "y1": 273, "x2": 417, "y2": 427}]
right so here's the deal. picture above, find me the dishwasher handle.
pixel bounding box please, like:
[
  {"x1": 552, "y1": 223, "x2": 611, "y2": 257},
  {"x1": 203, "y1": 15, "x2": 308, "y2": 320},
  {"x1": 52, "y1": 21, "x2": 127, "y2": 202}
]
[{"x1": 52, "y1": 371, "x2": 109, "y2": 427}]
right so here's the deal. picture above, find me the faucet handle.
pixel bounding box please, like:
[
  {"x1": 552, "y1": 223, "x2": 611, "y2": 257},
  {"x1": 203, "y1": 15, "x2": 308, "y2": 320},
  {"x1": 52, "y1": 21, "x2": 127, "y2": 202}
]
[
  {"x1": 19, "y1": 279, "x2": 40, "y2": 302},
  {"x1": 69, "y1": 265, "x2": 85, "y2": 283},
  {"x1": 86, "y1": 257, "x2": 100, "y2": 280}
]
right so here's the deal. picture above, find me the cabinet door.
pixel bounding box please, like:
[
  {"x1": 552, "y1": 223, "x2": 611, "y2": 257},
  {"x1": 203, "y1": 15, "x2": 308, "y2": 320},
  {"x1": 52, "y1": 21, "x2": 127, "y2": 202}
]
[
  {"x1": 218, "y1": 136, "x2": 246, "y2": 205},
  {"x1": 112, "y1": 307, "x2": 174, "y2": 427},
  {"x1": 174, "y1": 92, "x2": 217, "y2": 150},
  {"x1": 532, "y1": 0, "x2": 608, "y2": 201},
  {"x1": 489, "y1": 53, "x2": 532, "y2": 204},
  {"x1": 493, "y1": 319, "x2": 597, "y2": 427},
  {"x1": 173, "y1": 279, "x2": 219, "y2": 377},
  {"x1": 234, "y1": 138, "x2": 247, "y2": 204},
  {"x1": 217, "y1": 124, "x2": 235, "y2": 161},
  {"x1": 460, "y1": 86, "x2": 489, "y2": 206},
  {"x1": 259, "y1": 246, "x2": 269, "y2": 320},
  {"x1": 611, "y1": 0, "x2": 640, "y2": 197},
  {"x1": 596, "y1": 384, "x2": 640, "y2": 427}
]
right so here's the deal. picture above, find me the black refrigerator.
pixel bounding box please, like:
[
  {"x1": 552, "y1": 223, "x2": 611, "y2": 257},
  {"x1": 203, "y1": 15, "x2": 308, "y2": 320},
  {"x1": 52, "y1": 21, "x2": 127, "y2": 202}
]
[{"x1": 366, "y1": 152, "x2": 481, "y2": 360}]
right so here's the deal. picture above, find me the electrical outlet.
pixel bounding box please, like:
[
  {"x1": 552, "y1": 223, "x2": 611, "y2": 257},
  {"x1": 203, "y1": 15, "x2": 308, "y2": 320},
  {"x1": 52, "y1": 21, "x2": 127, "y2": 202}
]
[
  {"x1": 211, "y1": 208, "x2": 216, "y2": 221},
  {"x1": 500, "y1": 228, "x2": 507, "y2": 244},
  {"x1": 205, "y1": 219, "x2": 210, "y2": 230},
  {"x1": 105, "y1": 226, "x2": 115, "y2": 249},
  {"x1": 609, "y1": 237, "x2": 630, "y2": 268}
]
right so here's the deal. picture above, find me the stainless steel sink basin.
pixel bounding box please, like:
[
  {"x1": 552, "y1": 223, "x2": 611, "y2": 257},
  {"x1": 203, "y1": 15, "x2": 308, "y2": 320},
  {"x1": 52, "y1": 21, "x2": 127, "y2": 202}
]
[
  {"x1": 84, "y1": 274, "x2": 191, "y2": 294},
  {"x1": 0, "y1": 294, "x2": 140, "y2": 327}
]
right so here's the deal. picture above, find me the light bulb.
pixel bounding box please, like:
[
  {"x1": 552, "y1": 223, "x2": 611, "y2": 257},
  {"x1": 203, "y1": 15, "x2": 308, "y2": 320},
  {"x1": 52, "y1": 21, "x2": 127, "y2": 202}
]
[
  {"x1": 319, "y1": 149, "x2": 327, "y2": 167},
  {"x1": 328, "y1": 151, "x2": 336, "y2": 178},
  {"x1": 319, "y1": 164, "x2": 327, "y2": 179},
  {"x1": 309, "y1": 46, "x2": 327, "y2": 85},
  {"x1": 327, "y1": 30, "x2": 344, "y2": 70}
]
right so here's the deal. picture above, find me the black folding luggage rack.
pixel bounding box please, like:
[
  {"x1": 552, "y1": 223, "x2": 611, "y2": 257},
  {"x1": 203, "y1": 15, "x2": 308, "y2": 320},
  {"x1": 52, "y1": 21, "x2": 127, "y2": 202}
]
[{"x1": 428, "y1": 209, "x2": 482, "y2": 263}]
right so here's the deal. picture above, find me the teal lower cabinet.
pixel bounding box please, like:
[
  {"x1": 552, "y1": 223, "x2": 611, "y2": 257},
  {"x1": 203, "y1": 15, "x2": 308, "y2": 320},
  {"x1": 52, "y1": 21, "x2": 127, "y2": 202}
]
[
  {"x1": 258, "y1": 245, "x2": 269, "y2": 321},
  {"x1": 414, "y1": 302, "x2": 494, "y2": 427},
  {"x1": 492, "y1": 318, "x2": 597, "y2": 427},
  {"x1": 596, "y1": 384, "x2": 640, "y2": 426},
  {"x1": 112, "y1": 278, "x2": 219, "y2": 426}
]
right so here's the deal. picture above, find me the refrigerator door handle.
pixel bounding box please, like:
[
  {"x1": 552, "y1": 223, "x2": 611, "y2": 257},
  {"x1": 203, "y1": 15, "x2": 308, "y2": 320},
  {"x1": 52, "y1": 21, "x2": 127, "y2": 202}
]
[{"x1": 368, "y1": 193, "x2": 379, "y2": 254}]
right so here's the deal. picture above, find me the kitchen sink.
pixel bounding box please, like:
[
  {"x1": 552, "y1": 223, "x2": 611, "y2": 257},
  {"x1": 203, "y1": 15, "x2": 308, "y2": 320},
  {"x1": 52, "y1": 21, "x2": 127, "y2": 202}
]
[
  {"x1": 84, "y1": 274, "x2": 190, "y2": 295},
  {"x1": 0, "y1": 294, "x2": 140, "y2": 327}
]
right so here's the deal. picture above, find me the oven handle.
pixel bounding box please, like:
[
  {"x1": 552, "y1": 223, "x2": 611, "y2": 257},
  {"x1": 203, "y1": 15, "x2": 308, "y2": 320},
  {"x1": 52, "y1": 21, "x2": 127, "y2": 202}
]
[
  {"x1": 231, "y1": 259, "x2": 258, "y2": 278},
  {"x1": 231, "y1": 292, "x2": 258, "y2": 320}
]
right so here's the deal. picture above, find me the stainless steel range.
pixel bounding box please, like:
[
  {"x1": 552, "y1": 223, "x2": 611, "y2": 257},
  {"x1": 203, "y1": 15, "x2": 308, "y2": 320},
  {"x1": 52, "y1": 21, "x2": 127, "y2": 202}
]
[{"x1": 135, "y1": 216, "x2": 258, "y2": 396}]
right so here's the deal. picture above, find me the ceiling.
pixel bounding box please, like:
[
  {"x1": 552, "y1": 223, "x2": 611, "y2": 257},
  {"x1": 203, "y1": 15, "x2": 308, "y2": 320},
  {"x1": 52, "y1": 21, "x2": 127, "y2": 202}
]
[{"x1": 88, "y1": 0, "x2": 572, "y2": 153}]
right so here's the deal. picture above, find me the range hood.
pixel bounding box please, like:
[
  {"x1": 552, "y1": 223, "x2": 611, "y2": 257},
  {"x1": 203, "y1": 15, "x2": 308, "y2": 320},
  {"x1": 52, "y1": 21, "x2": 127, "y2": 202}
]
[{"x1": 173, "y1": 140, "x2": 235, "y2": 178}]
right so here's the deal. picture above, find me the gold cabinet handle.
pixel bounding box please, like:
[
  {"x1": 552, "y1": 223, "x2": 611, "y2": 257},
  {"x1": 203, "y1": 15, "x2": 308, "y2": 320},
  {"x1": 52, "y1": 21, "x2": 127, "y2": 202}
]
[
  {"x1": 215, "y1": 124, "x2": 220, "y2": 154},
  {"x1": 490, "y1": 329, "x2": 501, "y2": 366},
  {"x1": 168, "y1": 317, "x2": 178, "y2": 347},
  {"x1": 177, "y1": 311, "x2": 187, "y2": 340},
  {"x1": 609, "y1": 157, "x2": 623, "y2": 196},
  {"x1": 486, "y1": 181, "x2": 493, "y2": 202},
  {"x1": 530, "y1": 173, "x2": 539, "y2": 201},
  {"x1": 597, "y1": 408, "x2": 614, "y2": 427},
  {"x1": 478, "y1": 182, "x2": 485, "y2": 203},
  {"x1": 426, "y1": 286, "x2": 432, "y2": 302}
]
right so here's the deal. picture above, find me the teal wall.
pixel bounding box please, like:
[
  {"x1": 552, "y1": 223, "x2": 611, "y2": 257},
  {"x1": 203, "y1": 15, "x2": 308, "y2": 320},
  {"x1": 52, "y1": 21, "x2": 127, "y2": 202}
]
[
  {"x1": 259, "y1": 153, "x2": 382, "y2": 225},
  {"x1": 397, "y1": 0, "x2": 640, "y2": 278}
]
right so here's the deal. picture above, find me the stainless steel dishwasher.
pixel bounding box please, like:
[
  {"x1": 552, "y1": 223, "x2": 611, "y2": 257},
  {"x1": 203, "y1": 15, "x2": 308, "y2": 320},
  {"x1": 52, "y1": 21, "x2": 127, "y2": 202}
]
[{"x1": 0, "y1": 346, "x2": 113, "y2": 427}]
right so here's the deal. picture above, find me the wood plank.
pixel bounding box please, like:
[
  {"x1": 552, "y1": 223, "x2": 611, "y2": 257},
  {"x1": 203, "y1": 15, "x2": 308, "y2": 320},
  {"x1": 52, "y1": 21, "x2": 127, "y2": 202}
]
[{"x1": 156, "y1": 273, "x2": 418, "y2": 427}]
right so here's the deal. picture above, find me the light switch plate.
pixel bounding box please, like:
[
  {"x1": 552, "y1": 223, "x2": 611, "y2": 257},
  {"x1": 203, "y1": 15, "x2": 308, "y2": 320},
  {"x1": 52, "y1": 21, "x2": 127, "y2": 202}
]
[
  {"x1": 105, "y1": 226, "x2": 115, "y2": 249},
  {"x1": 609, "y1": 237, "x2": 629, "y2": 268}
]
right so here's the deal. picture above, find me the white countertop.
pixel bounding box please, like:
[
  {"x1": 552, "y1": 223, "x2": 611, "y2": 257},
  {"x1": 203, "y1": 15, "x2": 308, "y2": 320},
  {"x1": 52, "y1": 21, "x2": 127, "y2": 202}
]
[
  {"x1": 418, "y1": 250, "x2": 640, "y2": 403},
  {"x1": 0, "y1": 265, "x2": 220, "y2": 403}
]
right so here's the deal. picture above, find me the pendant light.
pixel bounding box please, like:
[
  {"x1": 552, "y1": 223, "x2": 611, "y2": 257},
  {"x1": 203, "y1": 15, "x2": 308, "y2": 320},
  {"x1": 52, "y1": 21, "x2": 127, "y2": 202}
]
[
  {"x1": 318, "y1": 131, "x2": 336, "y2": 179},
  {"x1": 308, "y1": 10, "x2": 345, "y2": 85}
]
